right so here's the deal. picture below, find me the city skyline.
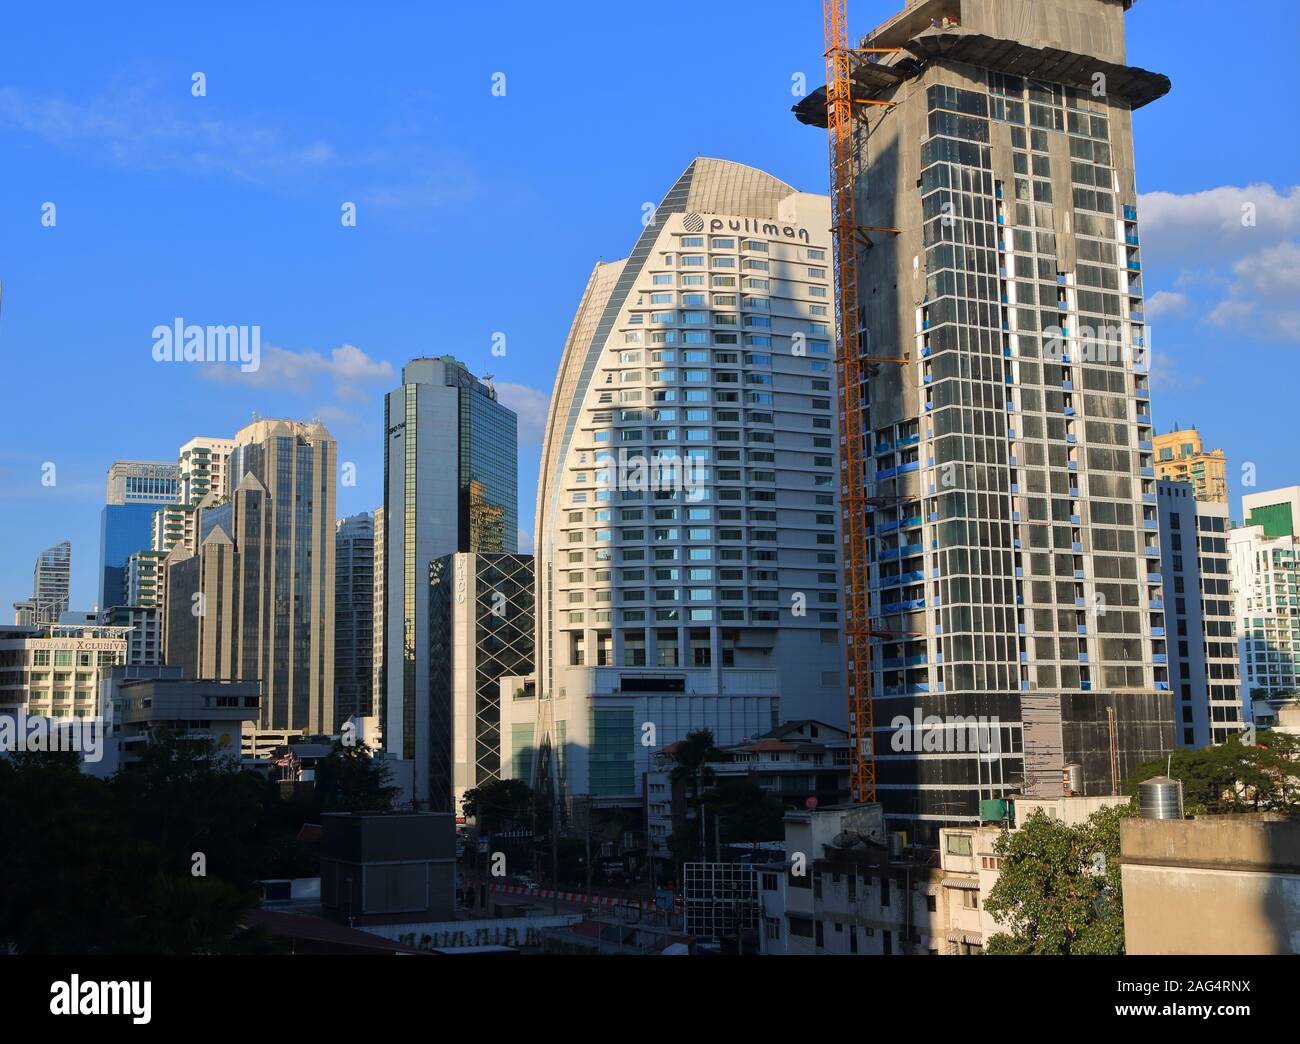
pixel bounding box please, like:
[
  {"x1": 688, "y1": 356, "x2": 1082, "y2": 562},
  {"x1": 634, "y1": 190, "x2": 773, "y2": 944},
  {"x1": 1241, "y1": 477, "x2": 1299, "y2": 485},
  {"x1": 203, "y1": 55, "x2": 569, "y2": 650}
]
[
  {"x1": 1, "y1": 0, "x2": 1297, "y2": 613},
  {"x1": 0, "y1": 0, "x2": 1297, "y2": 971}
]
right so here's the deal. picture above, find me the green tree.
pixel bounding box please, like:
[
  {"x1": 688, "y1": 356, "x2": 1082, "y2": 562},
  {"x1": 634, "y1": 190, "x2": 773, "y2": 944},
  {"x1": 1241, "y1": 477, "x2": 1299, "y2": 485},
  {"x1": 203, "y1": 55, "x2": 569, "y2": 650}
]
[
  {"x1": 313, "y1": 739, "x2": 398, "y2": 812},
  {"x1": 461, "y1": 777, "x2": 536, "y2": 832},
  {"x1": 983, "y1": 803, "x2": 1133, "y2": 955},
  {"x1": 0, "y1": 742, "x2": 263, "y2": 953},
  {"x1": 701, "y1": 778, "x2": 786, "y2": 849},
  {"x1": 670, "y1": 728, "x2": 720, "y2": 851},
  {"x1": 1129, "y1": 732, "x2": 1300, "y2": 815}
]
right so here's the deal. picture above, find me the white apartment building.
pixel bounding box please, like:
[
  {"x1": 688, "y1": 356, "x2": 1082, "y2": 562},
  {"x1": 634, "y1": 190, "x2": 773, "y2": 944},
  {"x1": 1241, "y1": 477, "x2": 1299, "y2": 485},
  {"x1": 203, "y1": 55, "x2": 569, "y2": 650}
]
[
  {"x1": 1230, "y1": 486, "x2": 1300, "y2": 725},
  {"x1": 178, "y1": 436, "x2": 236, "y2": 504},
  {"x1": 511, "y1": 158, "x2": 844, "y2": 808}
]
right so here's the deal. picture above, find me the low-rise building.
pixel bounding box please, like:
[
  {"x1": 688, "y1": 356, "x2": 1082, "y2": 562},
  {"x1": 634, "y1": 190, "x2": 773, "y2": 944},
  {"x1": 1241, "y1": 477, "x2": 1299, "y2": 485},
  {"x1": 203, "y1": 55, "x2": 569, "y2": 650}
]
[
  {"x1": 113, "y1": 677, "x2": 260, "y2": 768},
  {"x1": 319, "y1": 811, "x2": 457, "y2": 926},
  {"x1": 0, "y1": 622, "x2": 128, "y2": 718},
  {"x1": 645, "y1": 720, "x2": 852, "y2": 869},
  {"x1": 762, "y1": 803, "x2": 947, "y2": 955},
  {"x1": 935, "y1": 794, "x2": 1127, "y2": 953}
]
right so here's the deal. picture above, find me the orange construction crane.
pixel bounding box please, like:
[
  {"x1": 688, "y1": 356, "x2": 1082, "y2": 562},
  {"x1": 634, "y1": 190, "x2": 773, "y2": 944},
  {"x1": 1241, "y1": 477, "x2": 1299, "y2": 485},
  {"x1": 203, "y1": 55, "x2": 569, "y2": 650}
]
[{"x1": 823, "y1": 0, "x2": 905, "y2": 803}]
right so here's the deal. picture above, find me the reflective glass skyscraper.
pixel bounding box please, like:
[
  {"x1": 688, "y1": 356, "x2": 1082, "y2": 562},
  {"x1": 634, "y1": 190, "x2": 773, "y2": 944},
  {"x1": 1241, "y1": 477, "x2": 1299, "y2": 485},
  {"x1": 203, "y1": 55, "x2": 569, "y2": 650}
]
[
  {"x1": 25, "y1": 540, "x2": 72, "y2": 625},
  {"x1": 382, "y1": 356, "x2": 518, "y2": 805},
  {"x1": 99, "y1": 460, "x2": 179, "y2": 609}
]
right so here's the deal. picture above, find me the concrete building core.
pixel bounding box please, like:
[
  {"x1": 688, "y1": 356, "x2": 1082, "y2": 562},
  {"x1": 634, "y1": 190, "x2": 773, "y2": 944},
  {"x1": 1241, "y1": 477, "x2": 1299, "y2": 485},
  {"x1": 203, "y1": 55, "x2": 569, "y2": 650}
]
[{"x1": 795, "y1": 0, "x2": 1174, "y2": 838}]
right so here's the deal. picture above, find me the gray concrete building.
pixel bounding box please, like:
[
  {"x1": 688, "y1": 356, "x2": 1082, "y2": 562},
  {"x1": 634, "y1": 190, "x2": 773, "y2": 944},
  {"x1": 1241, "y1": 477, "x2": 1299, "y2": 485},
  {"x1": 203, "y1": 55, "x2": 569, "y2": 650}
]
[
  {"x1": 795, "y1": 0, "x2": 1175, "y2": 839},
  {"x1": 1156, "y1": 480, "x2": 1242, "y2": 747},
  {"x1": 111, "y1": 676, "x2": 260, "y2": 769}
]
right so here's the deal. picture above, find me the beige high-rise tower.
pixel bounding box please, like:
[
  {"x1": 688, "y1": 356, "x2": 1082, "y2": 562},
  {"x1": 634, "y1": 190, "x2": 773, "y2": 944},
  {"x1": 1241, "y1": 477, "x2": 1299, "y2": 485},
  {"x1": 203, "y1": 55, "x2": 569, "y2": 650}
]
[
  {"x1": 1153, "y1": 427, "x2": 1227, "y2": 504},
  {"x1": 166, "y1": 419, "x2": 337, "y2": 735}
]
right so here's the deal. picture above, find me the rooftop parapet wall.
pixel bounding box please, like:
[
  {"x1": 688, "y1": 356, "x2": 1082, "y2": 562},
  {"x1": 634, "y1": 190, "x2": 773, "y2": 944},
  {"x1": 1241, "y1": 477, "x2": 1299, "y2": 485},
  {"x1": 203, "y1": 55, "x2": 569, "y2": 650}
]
[
  {"x1": 1121, "y1": 814, "x2": 1300, "y2": 873},
  {"x1": 868, "y1": 0, "x2": 1130, "y2": 65}
]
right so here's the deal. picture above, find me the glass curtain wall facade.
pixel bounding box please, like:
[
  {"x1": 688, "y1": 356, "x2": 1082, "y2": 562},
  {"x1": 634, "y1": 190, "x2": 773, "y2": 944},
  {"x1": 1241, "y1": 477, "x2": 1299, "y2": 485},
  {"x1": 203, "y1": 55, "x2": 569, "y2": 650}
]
[
  {"x1": 383, "y1": 357, "x2": 518, "y2": 805},
  {"x1": 428, "y1": 552, "x2": 534, "y2": 813},
  {"x1": 30, "y1": 541, "x2": 72, "y2": 625},
  {"x1": 335, "y1": 513, "x2": 375, "y2": 724}
]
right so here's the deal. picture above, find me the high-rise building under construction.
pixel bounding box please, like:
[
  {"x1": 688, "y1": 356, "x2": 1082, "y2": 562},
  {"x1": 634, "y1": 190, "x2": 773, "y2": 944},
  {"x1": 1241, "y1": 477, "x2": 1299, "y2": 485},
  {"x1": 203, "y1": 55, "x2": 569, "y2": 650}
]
[{"x1": 799, "y1": 0, "x2": 1176, "y2": 838}]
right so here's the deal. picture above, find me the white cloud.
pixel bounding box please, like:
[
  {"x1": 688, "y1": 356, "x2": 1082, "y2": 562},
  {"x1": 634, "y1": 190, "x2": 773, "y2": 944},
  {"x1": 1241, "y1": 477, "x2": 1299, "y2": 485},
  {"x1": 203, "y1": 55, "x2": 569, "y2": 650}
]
[
  {"x1": 1136, "y1": 183, "x2": 1300, "y2": 345},
  {"x1": 1205, "y1": 240, "x2": 1300, "y2": 343},
  {"x1": 1148, "y1": 350, "x2": 1202, "y2": 393},
  {"x1": 517, "y1": 527, "x2": 535, "y2": 554},
  {"x1": 1138, "y1": 183, "x2": 1300, "y2": 267},
  {"x1": 364, "y1": 161, "x2": 479, "y2": 209},
  {"x1": 0, "y1": 82, "x2": 335, "y2": 183},
  {"x1": 1143, "y1": 290, "x2": 1188, "y2": 321},
  {"x1": 495, "y1": 381, "x2": 550, "y2": 446},
  {"x1": 0, "y1": 80, "x2": 477, "y2": 207},
  {"x1": 203, "y1": 343, "x2": 394, "y2": 397},
  {"x1": 310, "y1": 403, "x2": 359, "y2": 431}
]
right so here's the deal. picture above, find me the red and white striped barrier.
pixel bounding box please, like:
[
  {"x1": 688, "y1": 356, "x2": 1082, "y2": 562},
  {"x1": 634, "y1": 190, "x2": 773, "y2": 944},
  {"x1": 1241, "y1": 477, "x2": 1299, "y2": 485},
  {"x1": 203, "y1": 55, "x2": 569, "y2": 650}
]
[{"x1": 472, "y1": 879, "x2": 658, "y2": 912}]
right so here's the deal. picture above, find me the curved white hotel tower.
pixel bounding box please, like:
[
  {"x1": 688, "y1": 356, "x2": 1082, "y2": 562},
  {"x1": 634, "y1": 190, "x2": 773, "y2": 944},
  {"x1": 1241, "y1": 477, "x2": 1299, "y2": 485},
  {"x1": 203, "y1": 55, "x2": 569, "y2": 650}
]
[{"x1": 510, "y1": 158, "x2": 844, "y2": 803}]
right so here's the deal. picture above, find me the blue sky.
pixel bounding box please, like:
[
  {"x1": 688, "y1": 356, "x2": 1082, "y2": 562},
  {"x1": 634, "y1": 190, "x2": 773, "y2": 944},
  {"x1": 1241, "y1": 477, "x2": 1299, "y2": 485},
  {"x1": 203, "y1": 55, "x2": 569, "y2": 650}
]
[{"x1": 1, "y1": 0, "x2": 1297, "y2": 610}]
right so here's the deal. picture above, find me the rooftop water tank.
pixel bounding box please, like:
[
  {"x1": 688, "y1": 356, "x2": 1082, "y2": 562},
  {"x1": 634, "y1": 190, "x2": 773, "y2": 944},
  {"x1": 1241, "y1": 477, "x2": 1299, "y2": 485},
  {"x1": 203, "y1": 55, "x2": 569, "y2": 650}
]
[{"x1": 1138, "y1": 776, "x2": 1184, "y2": 819}]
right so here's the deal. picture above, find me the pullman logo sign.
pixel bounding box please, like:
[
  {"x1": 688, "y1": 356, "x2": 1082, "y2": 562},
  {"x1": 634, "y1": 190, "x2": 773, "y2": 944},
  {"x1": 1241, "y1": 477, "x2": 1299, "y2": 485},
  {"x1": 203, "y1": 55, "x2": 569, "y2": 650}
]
[{"x1": 681, "y1": 212, "x2": 811, "y2": 243}]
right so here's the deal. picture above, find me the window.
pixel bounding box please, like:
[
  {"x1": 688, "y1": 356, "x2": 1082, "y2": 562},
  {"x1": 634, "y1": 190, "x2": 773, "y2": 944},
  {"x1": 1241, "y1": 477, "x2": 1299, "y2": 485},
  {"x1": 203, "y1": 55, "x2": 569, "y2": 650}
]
[{"x1": 945, "y1": 834, "x2": 973, "y2": 856}]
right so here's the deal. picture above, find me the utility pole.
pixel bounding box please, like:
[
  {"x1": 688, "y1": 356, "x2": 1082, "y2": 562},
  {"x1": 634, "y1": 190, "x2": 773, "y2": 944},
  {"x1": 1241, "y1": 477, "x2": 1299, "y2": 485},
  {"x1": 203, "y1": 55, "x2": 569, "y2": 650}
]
[
  {"x1": 551, "y1": 779, "x2": 560, "y2": 915},
  {"x1": 585, "y1": 805, "x2": 593, "y2": 902},
  {"x1": 697, "y1": 766, "x2": 706, "y2": 859}
]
